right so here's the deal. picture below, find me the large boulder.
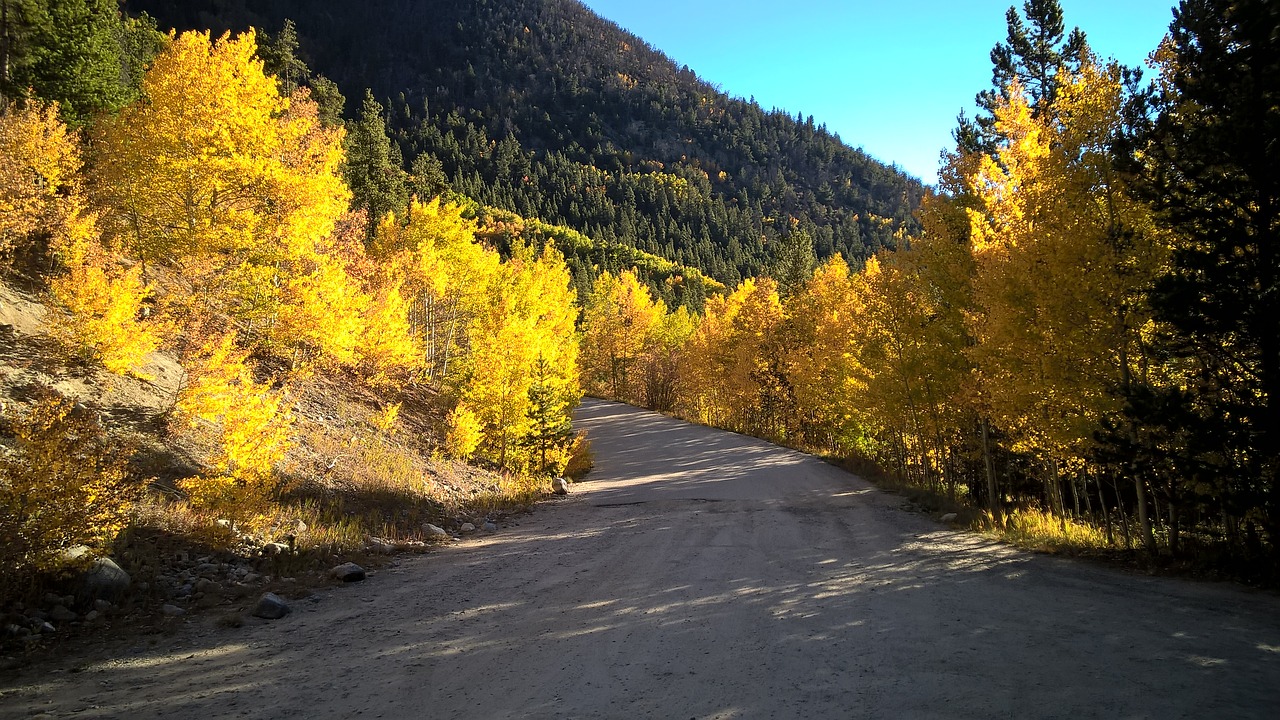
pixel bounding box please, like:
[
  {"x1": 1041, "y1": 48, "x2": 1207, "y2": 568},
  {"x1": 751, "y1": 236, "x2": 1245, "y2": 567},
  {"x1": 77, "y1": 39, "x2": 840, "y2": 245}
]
[
  {"x1": 331, "y1": 562, "x2": 366, "y2": 582},
  {"x1": 252, "y1": 592, "x2": 291, "y2": 620},
  {"x1": 75, "y1": 557, "x2": 131, "y2": 605}
]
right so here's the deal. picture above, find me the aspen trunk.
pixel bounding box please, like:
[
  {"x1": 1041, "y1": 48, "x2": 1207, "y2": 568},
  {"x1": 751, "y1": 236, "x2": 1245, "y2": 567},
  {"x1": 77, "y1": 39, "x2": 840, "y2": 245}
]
[
  {"x1": 1135, "y1": 473, "x2": 1156, "y2": 553},
  {"x1": 981, "y1": 417, "x2": 1000, "y2": 523}
]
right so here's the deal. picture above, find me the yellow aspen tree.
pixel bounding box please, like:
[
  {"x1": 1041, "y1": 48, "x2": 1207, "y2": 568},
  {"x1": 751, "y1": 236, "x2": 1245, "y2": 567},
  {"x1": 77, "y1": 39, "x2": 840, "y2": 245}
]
[
  {"x1": 50, "y1": 231, "x2": 162, "y2": 375},
  {"x1": 90, "y1": 31, "x2": 350, "y2": 335},
  {"x1": 0, "y1": 99, "x2": 163, "y2": 375},
  {"x1": 640, "y1": 304, "x2": 696, "y2": 413},
  {"x1": 273, "y1": 251, "x2": 369, "y2": 368},
  {"x1": 849, "y1": 254, "x2": 939, "y2": 483},
  {"x1": 964, "y1": 64, "x2": 1166, "y2": 511},
  {"x1": 679, "y1": 284, "x2": 746, "y2": 427},
  {"x1": 0, "y1": 390, "x2": 138, "y2": 579},
  {"x1": 579, "y1": 269, "x2": 664, "y2": 403},
  {"x1": 458, "y1": 243, "x2": 579, "y2": 471},
  {"x1": 176, "y1": 332, "x2": 293, "y2": 527},
  {"x1": 784, "y1": 255, "x2": 864, "y2": 452},
  {"x1": 0, "y1": 100, "x2": 80, "y2": 264},
  {"x1": 680, "y1": 278, "x2": 784, "y2": 437},
  {"x1": 371, "y1": 198, "x2": 501, "y2": 381}
]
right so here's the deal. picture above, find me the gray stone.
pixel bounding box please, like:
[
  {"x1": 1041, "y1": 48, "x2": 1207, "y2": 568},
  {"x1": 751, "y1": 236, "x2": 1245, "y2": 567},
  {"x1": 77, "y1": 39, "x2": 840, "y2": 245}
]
[
  {"x1": 552, "y1": 477, "x2": 570, "y2": 495},
  {"x1": 93, "y1": 599, "x2": 113, "y2": 613},
  {"x1": 459, "y1": 522, "x2": 477, "y2": 533},
  {"x1": 422, "y1": 523, "x2": 449, "y2": 539},
  {"x1": 481, "y1": 521, "x2": 498, "y2": 533},
  {"x1": 49, "y1": 606, "x2": 77, "y2": 623},
  {"x1": 244, "y1": 572, "x2": 262, "y2": 584},
  {"x1": 161, "y1": 604, "x2": 186, "y2": 617},
  {"x1": 261, "y1": 542, "x2": 290, "y2": 556},
  {"x1": 331, "y1": 563, "x2": 366, "y2": 582},
  {"x1": 76, "y1": 557, "x2": 131, "y2": 603},
  {"x1": 195, "y1": 579, "x2": 222, "y2": 595},
  {"x1": 4, "y1": 624, "x2": 28, "y2": 638},
  {"x1": 940, "y1": 512, "x2": 958, "y2": 523},
  {"x1": 61, "y1": 545, "x2": 92, "y2": 563},
  {"x1": 251, "y1": 593, "x2": 291, "y2": 620},
  {"x1": 84, "y1": 610, "x2": 101, "y2": 623},
  {"x1": 367, "y1": 538, "x2": 395, "y2": 554},
  {"x1": 39, "y1": 621, "x2": 56, "y2": 634}
]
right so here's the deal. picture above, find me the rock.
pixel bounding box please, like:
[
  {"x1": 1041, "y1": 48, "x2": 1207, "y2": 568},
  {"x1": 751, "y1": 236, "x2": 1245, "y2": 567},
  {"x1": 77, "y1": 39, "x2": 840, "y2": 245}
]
[
  {"x1": 61, "y1": 545, "x2": 92, "y2": 563},
  {"x1": 49, "y1": 606, "x2": 77, "y2": 623},
  {"x1": 244, "y1": 572, "x2": 262, "y2": 584},
  {"x1": 161, "y1": 604, "x2": 186, "y2": 617},
  {"x1": 459, "y1": 522, "x2": 476, "y2": 533},
  {"x1": 481, "y1": 521, "x2": 498, "y2": 533},
  {"x1": 39, "y1": 621, "x2": 56, "y2": 634},
  {"x1": 261, "y1": 542, "x2": 290, "y2": 556},
  {"x1": 195, "y1": 579, "x2": 222, "y2": 595},
  {"x1": 552, "y1": 477, "x2": 570, "y2": 495},
  {"x1": 940, "y1": 512, "x2": 958, "y2": 523},
  {"x1": 76, "y1": 557, "x2": 131, "y2": 604},
  {"x1": 4, "y1": 624, "x2": 29, "y2": 638},
  {"x1": 331, "y1": 563, "x2": 366, "y2": 582},
  {"x1": 84, "y1": 610, "x2": 101, "y2": 623},
  {"x1": 251, "y1": 593, "x2": 291, "y2": 620},
  {"x1": 367, "y1": 538, "x2": 395, "y2": 554},
  {"x1": 422, "y1": 523, "x2": 449, "y2": 539},
  {"x1": 93, "y1": 599, "x2": 113, "y2": 613}
]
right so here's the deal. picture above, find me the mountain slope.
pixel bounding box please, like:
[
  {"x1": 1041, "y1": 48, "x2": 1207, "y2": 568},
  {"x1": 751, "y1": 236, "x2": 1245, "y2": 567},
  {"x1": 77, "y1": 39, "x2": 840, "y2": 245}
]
[{"x1": 130, "y1": 0, "x2": 926, "y2": 284}]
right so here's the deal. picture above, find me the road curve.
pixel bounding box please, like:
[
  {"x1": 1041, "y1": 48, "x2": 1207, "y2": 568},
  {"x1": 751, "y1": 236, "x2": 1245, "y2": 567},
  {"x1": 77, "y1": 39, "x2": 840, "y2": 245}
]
[{"x1": 4, "y1": 398, "x2": 1280, "y2": 718}]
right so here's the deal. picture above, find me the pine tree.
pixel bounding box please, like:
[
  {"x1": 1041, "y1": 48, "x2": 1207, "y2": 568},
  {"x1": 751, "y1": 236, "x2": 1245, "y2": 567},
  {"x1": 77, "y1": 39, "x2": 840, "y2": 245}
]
[
  {"x1": 1125, "y1": 0, "x2": 1280, "y2": 552},
  {"x1": 259, "y1": 18, "x2": 307, "y2": 95},
  {"x1": 770, "y1": 227, "x2": 816, "y2": 298},
  {"x1": 525, "y1": 355, "x2": 575, "y2": 476},
  {"x1": 958, "y1": 0, "x2": 1088, "y2": 154},
  {"x1": 345, "y1": 89, "x2": 408, "y2": 237}
]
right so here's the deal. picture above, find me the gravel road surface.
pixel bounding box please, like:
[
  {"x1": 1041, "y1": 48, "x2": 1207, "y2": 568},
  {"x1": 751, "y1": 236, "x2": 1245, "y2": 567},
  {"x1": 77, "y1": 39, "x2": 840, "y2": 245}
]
[{"x1": 3, "y1": 398, "x2": 1279, "y2": 718}]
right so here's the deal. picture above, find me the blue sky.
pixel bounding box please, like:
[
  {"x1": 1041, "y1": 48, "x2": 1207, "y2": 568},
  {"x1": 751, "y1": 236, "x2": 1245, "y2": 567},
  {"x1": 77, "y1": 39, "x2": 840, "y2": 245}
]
[{"x1": 578, "y1": 0, "x2": 1176, "y2": 185}]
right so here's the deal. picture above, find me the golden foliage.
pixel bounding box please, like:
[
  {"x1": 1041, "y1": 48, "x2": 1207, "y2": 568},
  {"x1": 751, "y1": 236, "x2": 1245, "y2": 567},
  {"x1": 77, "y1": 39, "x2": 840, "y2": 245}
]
[
  {"x1": 679, "y1": 277, "x2": 786, "y2": 437},
  {"x1": 0, "y1": 390, "x2": 137, "y2": 578},
  {"x1": 176, "y1": 333, "x2": 292, "y2": 524},
  {"x1": 579, "y1": 269, "x2": 664, "y2": 402},
  {"x1": 90, "y1": 30, "x2": 351, "y2": 343},
  {"x1": 49, "y1": 233, "x2": 162, "y2": 375},
  {"x1": 445, "y1": 404, "x2": 483, "y2": 461},
  {"x1": 0, "y1": 100, "x2": 81, "y2": 263}
]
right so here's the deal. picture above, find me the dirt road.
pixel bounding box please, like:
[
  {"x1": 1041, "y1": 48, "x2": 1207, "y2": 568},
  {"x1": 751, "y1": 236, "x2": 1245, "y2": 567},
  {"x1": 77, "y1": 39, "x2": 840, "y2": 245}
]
[{"x1": 4, "y1": 399, "x2": 1280, "y2": 718}]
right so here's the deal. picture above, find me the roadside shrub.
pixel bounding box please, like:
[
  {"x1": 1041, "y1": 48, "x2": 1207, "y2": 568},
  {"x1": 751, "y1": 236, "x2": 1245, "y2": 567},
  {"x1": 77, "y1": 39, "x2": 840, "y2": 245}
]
[{"x1": 0, "y1": 389, "x2": 138, "y2": 583}]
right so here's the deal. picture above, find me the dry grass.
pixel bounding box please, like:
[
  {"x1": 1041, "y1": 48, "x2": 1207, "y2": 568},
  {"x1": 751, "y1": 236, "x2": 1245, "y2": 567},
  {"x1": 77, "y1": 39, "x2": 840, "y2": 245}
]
[{"x1": 980, "y1": 507, "x2": 1113, "y2": 554}]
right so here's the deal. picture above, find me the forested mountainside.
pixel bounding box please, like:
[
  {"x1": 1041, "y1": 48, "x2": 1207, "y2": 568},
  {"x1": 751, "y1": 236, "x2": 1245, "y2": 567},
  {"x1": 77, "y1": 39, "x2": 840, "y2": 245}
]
[{"x1": 127, "y1": 0, "x2": 926, "y2": 284}]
